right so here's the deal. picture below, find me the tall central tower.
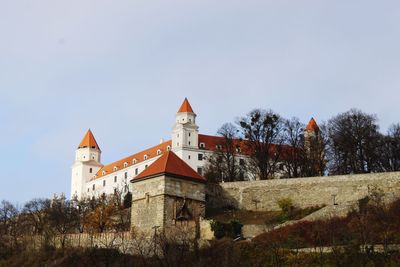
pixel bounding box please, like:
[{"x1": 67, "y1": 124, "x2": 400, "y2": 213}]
[{"x1": 172, "y1": 98, "x2": 199, "y2": 167}]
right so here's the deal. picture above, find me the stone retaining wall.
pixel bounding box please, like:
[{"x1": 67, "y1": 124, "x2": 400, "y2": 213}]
[{"x1": 207, "y1": 172, "x2": 400, "y2": 212}]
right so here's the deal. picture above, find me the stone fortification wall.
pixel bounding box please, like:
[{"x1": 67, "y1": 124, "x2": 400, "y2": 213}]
[{"x1": 207, "y1": 172, "x2": 400, "y2": 212}]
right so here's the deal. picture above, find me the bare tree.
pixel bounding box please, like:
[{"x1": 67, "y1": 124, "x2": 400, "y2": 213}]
[
  {"x1": 237, "y1": 109, "x2": 284, "y2": 179},
  {"x1": 326, "y1": 109, "x2": 382, "y2": 175},
  {"x1": 380, "y1": 123, "x2": 400, "y2": 172},
  {"x1": 204, "y1": 123, "x2": 247, "y2": 182},
  {"x1": 282, "y1": 117, "x2": 306, "y2": 178},
  {"x1": 47, "y1": 194, "x2": 79, "y2": 249}
]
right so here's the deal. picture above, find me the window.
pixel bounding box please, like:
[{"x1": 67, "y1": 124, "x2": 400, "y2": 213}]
[
  {"x1": 188, "y1": 155, "x2": 191, "y2": 160},
  {"x1": 102, "y1": 171, "x2": 106, "y2": 175},
  {"x1": 188, "y1": 141, "x2": 191, "y2": 145},
  {"x1": 114, "y1": 176, "x2": 117, "y2": 183},
  {"x1": 144, "y1": 155, "x2": 148, "y2": 160},
  {"x1": 92, "y1": 184, "x2": 95, "y2": 191},
  {"x1": 124, "y1": 172, "x2": 128, "y2": 179},
  {"x1": 236, "y1": 147, "x2": 241, "y2": 153},
  {"x1": 197, "y1": 167, "x2": 203, "y2": 176},
  {"x1": 124, "y1": 162, "x2": 128, "y2": 168},
  {"x1": 113, "y1": 166, "x2": 118, "y2": 171},
  {"x1": 198, "y1": 154, "x2": 203, "y2": 161},
  {"x1": 157, "y1": 149, "x2": 161, "y2": 155},
  {"x1": 135, "y1": 168, "x2": 138, "y2": 175},
  {"x1": 189, "y1": 132, "x2": 191, "y2": 137},
  {"x1": 89, "y1": 168, "x2": 92, "y2": 173},
  {"x1": 239, "y1": 159, "x2": 245, "y2": 166},
  {"x1": 216, "y1": 145, "x2": 222, "y2": 150},
  {"x1": 199, "y1": 143, "x2": 205, "y2": 149},
  {"x1": 167, "y1": 146, "x2": 171, "y2": 151},
  {"x1": 145, "y1": 193, "x2": 150, "y2": 204},
  {"x1": 145, "y1": 165, "x2": 148, "y2": 169},
  {"x1": 103, "y1": 180, "x2": 106, "y2": 187},
  {"x1": 133, "y1": 159, "x2": 137, "y2": 164},
  {"x1": 87, "y1": 188, "x2": 89, "y2": 192}
]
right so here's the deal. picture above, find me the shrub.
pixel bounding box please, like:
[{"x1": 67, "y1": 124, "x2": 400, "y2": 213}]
[
  {"x1": 210, "y1": 220, "x2": 225, "y2": 239},
  {"x1": 277, "y1": 198, "x2": 294, "y2": 215}
]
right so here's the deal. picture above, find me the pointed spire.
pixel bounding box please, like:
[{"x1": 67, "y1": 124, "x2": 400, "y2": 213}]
[
  {"x1": 306, "y1": 117, "x2": 319, "y2": 131},
  {"x1": 78, "y1": 129, "x2": 101, "y2": 151},
  {"x1": 177, "y1": 98, "x2": 194, "y2": 113},
  {"x1": 133, "y1": 151, "x2": 205, "y2": 182}
]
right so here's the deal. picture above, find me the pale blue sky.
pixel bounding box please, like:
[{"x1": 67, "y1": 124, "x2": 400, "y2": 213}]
[{"x1": 1, "y1": 0, "x2": 400, "y2": 204}]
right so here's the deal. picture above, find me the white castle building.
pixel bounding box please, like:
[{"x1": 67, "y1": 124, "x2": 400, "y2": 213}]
[
  {"x1": 71, "y1": 98, "x2": 232, "y2": 200},
  {"x1": 71, "y1": 98, "x2": 320, "y2": 200}
]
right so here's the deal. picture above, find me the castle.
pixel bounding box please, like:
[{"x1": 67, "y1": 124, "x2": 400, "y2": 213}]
[
  {"x1": 70, "y1": 98, "x2": 321, "y2": 200},
  {"x1": 70, "y1": 98, "x2": 324, "y2": 235}
]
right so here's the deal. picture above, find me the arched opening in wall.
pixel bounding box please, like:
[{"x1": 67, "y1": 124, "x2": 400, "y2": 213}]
[{"x1": 89, "y1": 168, "x2": 92, "y2": 173}]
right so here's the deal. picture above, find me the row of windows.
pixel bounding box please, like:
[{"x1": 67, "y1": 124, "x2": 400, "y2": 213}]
[{"x1": 108, "y1": 148, "x2": 171, "y2": 173}]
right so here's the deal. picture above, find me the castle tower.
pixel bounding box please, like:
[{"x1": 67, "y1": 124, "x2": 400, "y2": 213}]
[
  {"x1": 70, "y1": 130, "x2": 103, "y2": 200},
  {"x1": 304, "y1": 118, "x2": 325, "y2": 176},
  {"x1": 130, "y1": 151, "x2": 206, "y2": 237},
  {"x1": 172, "y1": 98, "x2": 199, "y2": 158}
]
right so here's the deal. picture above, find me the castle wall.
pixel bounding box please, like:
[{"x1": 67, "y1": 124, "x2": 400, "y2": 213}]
[{"x1": 207, "y1": 172, "x2": 400, "y2": 211}]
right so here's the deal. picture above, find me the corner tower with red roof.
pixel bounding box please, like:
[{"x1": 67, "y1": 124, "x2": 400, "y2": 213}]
[
  {"x1": 304, "y1": 118, "x2": 325, "y2": 176},
  {"x1": 71, "y1": 129, "x2": 103, "y2": 199},
  {"x1": 130, "y1": 151, "x2": 206, "y2": 236}
]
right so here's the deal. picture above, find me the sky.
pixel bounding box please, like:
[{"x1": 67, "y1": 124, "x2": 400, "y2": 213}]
[{"x1": 1, "y1": 0, "x2": 400, "y2": 204}]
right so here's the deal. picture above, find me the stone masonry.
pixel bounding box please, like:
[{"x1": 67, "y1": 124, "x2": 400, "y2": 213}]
[{"x1": 207, "y1": 172, "x2": 400, "y2": 212}]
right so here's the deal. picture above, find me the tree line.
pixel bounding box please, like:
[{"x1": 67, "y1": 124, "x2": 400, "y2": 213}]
[
  {"x1": 0, "y1": 191, "x2": 132, "y2": 260},
  {"x1": 204, "y1": 108, "x2": 400, "y2": 181}
]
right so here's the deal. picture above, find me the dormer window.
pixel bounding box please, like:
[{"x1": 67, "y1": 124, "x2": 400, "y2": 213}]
[
  {"x1": 199, "y1": 143, "x2": 205, "y2": 149},
  {"x1": 102, "y1": 171, "x2": 106, "y2": 175},
  {"x1": 133, "y1": 159, "x2": 137, "y2": 164},
  {"x1": 167, "y1": 145, "x2": 171, "y2": 151},
  {"x1": 113, "y1": 166, "x2": 118, "y2": 171},
  {"x1": 236, "y1": 147, "x2": 241, "y2": 153},
  {"x1": 124, "y1": 162, "x2": 128, "y2": 168},
  {"x1": 144, "y1": 155, "x2": 148, "y2": 160},
  {"x1": 216, "y1": 145, "x2": 222, "y2": 150},
  {"x1": 157, "y1": 149, "x2": 161, "y2": 155}
]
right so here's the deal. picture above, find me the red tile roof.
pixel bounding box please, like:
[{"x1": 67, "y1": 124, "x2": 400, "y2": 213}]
[
  {"x1": 306, "y1": 117, "x2": 319, "y2": 131},
  {"x1": 178, "y1": 98, "x2": 194, "y2": 113},
  {"x1": 93, "y1": 134, "x2": 295, "y2": 180},
  {"x1": 94, "y1": 140, "x2": 172, "y2": 178},
  {"x1": 78, "y1": 129, "x2": 101, "y2": 151},
  {"x1": 133, "y1": 151, "x2": 206, "y2": 182}
]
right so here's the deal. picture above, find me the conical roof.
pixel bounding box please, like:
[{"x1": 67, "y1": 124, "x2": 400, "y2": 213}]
[
  {"x1": 78, "y1": 129, "x2": 101, "y2": 151},
  {"x1": 306, "y1": 118, "x2": 319, "y2": 131},
  {"x1": 177, "y1": 98, "x2": 194, "y2": 113},
  {"x1": 133, "y1": 151, "x2": 205, "y2": 182}
]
